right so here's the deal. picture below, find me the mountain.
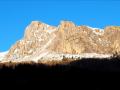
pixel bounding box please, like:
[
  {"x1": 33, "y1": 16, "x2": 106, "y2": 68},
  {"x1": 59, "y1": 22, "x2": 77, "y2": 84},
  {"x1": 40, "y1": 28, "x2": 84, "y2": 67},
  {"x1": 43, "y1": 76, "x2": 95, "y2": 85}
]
[{"x1": 1, "y1": 21, "x2": 120, "y2": 62}]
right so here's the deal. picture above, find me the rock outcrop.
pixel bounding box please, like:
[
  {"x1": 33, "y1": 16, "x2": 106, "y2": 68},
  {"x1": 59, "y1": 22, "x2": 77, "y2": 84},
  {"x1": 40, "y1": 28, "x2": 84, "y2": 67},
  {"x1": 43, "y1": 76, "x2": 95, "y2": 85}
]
[{"x1": 4, "y1": 21, "x2": 120, "y2": 61}]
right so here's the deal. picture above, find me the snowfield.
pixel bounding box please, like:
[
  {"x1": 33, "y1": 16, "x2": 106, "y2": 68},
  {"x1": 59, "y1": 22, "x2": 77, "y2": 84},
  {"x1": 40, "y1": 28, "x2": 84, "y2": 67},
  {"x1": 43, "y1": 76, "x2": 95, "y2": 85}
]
[
  {"x1": 0, "y1": 51, "x2": 112, "y2": 63},
  {"x1": 39, "y1": 53, "x2": 112, "y2": 62},
  {"x1": 3, "y1": 51, "x2": 112, "y2": 63}
]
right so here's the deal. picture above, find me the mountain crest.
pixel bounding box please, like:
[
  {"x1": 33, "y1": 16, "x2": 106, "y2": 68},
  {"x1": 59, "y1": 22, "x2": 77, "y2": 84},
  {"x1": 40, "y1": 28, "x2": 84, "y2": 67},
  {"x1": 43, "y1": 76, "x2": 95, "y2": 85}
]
[{"x1": 2, "y1": 20, "x2": 120, "y2": 62}]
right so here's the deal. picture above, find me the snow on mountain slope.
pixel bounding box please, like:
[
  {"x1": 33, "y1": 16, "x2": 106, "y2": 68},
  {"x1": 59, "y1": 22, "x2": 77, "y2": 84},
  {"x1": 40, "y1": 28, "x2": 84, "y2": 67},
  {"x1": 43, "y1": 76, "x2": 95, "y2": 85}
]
[
  {"x1": 87, "y1": 26, "x2": 104, "y2": 35},
  {"x1": 86, "y1": 26, "x2": 103, "y2": 31},
  {"x1": 0, "y1": 51, "x2": 9, "y2": 61}
]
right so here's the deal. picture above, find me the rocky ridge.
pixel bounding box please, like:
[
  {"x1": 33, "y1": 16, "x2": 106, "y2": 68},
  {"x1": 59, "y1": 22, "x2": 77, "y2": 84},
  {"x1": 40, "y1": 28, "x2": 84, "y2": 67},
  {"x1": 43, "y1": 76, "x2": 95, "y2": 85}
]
[{"x1": 2, "y1": 21, "x2": 120, "y2": 62}]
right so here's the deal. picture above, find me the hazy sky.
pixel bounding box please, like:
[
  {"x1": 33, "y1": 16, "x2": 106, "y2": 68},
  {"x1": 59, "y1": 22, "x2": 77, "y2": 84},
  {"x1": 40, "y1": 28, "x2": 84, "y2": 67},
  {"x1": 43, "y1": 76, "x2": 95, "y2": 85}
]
[{"x1": 0, "y1": 0, "x2": 120, "y2": 51}]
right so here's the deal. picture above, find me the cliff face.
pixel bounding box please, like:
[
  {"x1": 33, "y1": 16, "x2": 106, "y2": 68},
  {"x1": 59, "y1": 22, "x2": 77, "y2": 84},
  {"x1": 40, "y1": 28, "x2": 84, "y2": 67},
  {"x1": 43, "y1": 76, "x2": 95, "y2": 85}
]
[{"x1": 5, "y1": 21, "x2": 120, "y2": 61}]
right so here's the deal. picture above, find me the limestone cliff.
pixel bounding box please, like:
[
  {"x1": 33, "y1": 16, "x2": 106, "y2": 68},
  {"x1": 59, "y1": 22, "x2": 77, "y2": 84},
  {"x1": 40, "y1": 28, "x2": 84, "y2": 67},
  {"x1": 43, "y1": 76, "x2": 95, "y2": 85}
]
[{"x1": 4, "y1": 21, "x2": 120, "y2": 61}]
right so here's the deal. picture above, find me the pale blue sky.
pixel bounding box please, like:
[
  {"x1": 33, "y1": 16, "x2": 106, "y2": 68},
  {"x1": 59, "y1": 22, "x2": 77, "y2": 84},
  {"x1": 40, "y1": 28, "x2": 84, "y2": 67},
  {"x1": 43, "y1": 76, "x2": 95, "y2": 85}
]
[{"x1": 0, "y1": 0, "x2": 120, "y2": 51}]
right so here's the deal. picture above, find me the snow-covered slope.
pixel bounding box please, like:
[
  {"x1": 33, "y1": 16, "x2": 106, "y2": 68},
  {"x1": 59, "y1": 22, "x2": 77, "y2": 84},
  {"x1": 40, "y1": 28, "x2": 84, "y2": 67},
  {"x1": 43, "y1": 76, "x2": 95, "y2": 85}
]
[{"x1": 0, "y1": 51, "x2": 9, "y2": 61}]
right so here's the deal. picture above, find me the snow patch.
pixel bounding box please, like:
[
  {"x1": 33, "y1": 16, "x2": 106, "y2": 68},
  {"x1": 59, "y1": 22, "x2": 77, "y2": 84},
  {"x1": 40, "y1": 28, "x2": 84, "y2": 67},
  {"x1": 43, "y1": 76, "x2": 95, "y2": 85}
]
[
  {"x1": 46, "y1": 29, "x2": 57, "y2": 33},
  {"x1": 87, "y1": 26, "x2": 104, "y2": 35},
  {"x1": 87, "y1": 26, "x2": 103, "y2": 31},
  {"x1": 0, "y1": 51, "x2": 9, "y2": 61},
  {"x1": 45, "y1": 25, "x2": 57, "y2": 33}
]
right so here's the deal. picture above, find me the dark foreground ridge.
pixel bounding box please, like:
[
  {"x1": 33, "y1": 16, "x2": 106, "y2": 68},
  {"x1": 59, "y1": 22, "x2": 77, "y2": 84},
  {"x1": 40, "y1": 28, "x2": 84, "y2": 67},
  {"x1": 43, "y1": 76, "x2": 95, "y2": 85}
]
[{"x1": 0, "y1": 56, "x2": 120, "y2": 89}]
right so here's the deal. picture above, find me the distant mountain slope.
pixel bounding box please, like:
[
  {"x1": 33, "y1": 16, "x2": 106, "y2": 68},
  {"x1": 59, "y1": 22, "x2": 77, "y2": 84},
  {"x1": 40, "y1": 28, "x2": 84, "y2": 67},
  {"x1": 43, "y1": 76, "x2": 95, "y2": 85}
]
[{"x1": 0, "y1": 51, "x2": 8, "y2": 61}]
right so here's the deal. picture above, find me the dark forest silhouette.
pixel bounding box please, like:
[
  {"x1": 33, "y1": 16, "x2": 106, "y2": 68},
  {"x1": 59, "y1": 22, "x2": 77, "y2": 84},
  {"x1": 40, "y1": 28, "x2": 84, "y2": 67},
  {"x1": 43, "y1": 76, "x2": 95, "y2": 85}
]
[{"x1": 0, "y1": 55, "x2": 120, "y2": 88}]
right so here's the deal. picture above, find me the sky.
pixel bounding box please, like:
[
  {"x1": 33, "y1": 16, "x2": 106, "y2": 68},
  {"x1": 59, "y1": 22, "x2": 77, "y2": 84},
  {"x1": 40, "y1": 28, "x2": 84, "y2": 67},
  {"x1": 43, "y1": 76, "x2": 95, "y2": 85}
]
[{"x1": 0, "y1": 0, "x2": 120, "y2": 52}]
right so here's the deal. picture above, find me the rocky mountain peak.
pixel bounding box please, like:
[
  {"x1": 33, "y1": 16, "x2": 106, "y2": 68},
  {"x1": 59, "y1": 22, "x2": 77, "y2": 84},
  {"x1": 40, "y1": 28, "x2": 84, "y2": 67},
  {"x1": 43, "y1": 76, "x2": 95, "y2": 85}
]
[
  {"x1": 2, "y1": 21, "x2": 120, "y2": 62},
  {"x1": 60, "y1": 21, "x2": 75, "y2": 27}
]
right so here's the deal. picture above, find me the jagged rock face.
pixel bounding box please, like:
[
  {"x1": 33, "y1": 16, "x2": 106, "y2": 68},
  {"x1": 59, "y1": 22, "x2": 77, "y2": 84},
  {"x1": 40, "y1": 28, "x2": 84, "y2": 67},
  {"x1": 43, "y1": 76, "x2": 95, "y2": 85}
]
[
  {"x1": 104, "y1": 26, "x2": 120, "y2": 53},
  {"x1": 5, "y1": 21, "x2": 120, "y2": 61},
  {"x1": 6, "y1": 21, "x2": 57, "y2": 60}
]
